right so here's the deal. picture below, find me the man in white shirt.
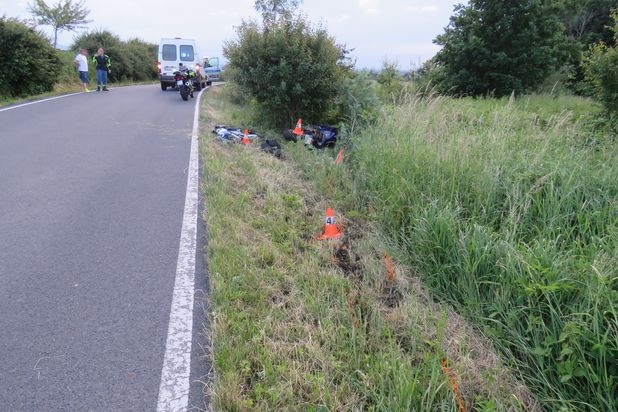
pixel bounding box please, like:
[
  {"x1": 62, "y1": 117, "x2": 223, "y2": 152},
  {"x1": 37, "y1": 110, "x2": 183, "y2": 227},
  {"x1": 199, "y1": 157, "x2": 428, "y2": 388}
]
[{"x1": 74, "y1": 48, "x2": 90, "y2": 93}]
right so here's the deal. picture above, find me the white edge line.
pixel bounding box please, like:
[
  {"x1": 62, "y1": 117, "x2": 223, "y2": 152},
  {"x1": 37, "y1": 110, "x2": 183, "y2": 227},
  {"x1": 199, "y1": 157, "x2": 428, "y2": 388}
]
[
  {"x1": 0, "y1": 93, "x2": 83, "y2": 112},
  {"x1": 156, "y1": 89, "x2": 203, "y2": 411}
]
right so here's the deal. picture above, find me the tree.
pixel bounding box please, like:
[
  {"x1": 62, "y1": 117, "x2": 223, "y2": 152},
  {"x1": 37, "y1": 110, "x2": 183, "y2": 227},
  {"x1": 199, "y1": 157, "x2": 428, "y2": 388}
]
[
  {"x1": 559, "y1": 0, "x2": 618, "y2": 94},
  {"x1": 28, "y1": 0, "x2": 92, "y2": 48},
  {"x1": 254, "y1": 0, "x2": 302, "y2": 24},
  {"x1": 433, "y1": 0, "x2": 570, "y2": 97},
  {"x1": 223, "y1": 1, "x2": 352, "y2": 126},
  {"x1": 562, "y1": 0, "x2": 617, "y2": 45},
  {"x1": 0, "y1": 16, "x2": 61, "y2": 97}
]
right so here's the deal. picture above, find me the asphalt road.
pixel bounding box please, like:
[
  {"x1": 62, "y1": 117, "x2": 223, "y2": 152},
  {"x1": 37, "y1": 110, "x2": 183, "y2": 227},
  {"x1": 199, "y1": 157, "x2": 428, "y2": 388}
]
[{"x1": 0, "y1": 85, "x2": 209, "y2": 411}]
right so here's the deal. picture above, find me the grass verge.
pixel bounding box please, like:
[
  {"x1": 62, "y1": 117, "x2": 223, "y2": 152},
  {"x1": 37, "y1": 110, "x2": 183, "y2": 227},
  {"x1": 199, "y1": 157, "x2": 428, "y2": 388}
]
[{"x1": 199, "y1": 85, "x2": 539, "y2": 411}]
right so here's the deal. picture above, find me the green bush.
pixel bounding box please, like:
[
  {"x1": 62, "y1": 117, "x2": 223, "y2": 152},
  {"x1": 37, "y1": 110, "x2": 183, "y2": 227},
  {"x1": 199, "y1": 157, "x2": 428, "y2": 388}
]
[
  {"x1": 0, "y1": 16, "x2": 61, "y2": 98},
  {"x1": 224, "y1": 15, "x2": 352, "y2": 127},
  {"x1": 72, "y1": 29, "x2": 157, "y2": 83},
  {"x1": 332, "y1": 70, "x2": 380, "y2": 135},
  {"x1": 583, "y1": 11, "x2": 618, "y2": 118},
  {"x1": 376, "y1": 60, "x2": 409, "y2": 104}
]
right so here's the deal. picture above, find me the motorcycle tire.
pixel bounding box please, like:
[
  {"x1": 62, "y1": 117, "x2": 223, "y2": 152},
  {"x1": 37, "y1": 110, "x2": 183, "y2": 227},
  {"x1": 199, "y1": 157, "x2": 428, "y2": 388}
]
[{"x1": 180, "y1": 88, "x2": 189, "y2": 101}]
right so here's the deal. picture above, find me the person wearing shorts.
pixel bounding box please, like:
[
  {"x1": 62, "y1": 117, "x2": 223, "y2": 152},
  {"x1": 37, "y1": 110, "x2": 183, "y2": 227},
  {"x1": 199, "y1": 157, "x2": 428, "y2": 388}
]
[{"x1": 74, "y1": 48, "x2": 90, "y2": 93}]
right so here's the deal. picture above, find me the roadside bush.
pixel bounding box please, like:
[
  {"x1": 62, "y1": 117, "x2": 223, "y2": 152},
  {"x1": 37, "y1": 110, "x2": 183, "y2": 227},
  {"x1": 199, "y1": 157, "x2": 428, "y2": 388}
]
[
  {"x1": 116, "y1": 39, "x2": 157, "y2": 81},
  {"x1": 376, "y1": 60, "x2": 409, "y2": 104},
  {"x1": 583, "y1": 11, "x2": 618, "y2": 125},
  {"x1": 0, "y1": 16, "x2": 61, "y2": 98},
  {"x1": 224, "y1": 15, "x2": 352, "y2": 127},
  {"x1": 331, "y1": 70, "x2": 380, "y2": 142},
  {"x1": 72, "y1": 30, "x2": 157, "y2": 83},
  {"x1": 584, "y1": 43, "x2": 618, "y2": 114},
  {"x1": 584, "y1": 43, "x2": 618, "y2": 113}
]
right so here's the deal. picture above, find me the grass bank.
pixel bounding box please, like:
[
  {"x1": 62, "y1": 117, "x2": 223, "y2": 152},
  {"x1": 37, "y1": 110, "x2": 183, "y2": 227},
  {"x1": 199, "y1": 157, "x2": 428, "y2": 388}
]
[
  {"x1": 200, "y1": 85, "x2": 540, "y2": 411},
  {"x1": 327, "y1": 93, "x2": 616, "y2": 411}
]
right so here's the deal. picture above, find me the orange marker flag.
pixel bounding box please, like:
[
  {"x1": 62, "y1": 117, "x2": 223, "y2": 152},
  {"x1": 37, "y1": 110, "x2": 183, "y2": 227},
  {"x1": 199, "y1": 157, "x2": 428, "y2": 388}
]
[{"x1": 335, "y1": 149, "x2": 344, "y2": 164}]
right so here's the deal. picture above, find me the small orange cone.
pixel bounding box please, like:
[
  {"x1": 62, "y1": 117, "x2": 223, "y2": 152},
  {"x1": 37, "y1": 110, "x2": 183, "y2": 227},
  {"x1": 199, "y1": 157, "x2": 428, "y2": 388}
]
[
  {"x1": 292, "y1": 118, "x2": 303, "y2": 136},
  {"x1": 335, "y1": 149, "x2": 344, "y2": 164},
  {"x1": 318, "y1": 207, "x2": 342, "y2": 240},
  {"x1": 241, "y1": 129, "x2": 251, "y2": 145}
]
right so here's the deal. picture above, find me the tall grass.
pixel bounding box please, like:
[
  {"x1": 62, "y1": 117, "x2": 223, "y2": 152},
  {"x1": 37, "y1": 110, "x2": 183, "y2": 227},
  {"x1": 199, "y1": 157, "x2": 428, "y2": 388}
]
[
  {"x1": 201, "y1": 85, "x2": 542, "y2": 411},
  {"x1": 336, "y1": 93, "x2": 617, "y2": 411}
]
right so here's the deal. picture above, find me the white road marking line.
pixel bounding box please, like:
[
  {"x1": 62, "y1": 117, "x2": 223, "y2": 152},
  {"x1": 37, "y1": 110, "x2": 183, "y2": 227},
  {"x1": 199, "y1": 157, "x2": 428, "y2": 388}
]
[
  {"x1": 157, "y1": 89, "x2": 203, "y2": 412},
  {"x1": 0, "y1": 93, "x2": 82, "y2": 112}
]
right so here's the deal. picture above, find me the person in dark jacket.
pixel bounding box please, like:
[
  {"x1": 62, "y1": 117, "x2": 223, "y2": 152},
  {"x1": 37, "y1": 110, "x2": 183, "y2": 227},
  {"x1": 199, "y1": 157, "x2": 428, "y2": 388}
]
[{"x1": 92, "y1": 48, "x2": 112, "y2": 91}]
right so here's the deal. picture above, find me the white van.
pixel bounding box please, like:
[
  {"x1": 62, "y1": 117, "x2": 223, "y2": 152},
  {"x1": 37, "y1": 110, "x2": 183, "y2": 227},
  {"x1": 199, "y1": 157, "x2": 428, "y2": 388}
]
[{"x1": 157, "y1": 38, "x2": 204, "y2": 90}]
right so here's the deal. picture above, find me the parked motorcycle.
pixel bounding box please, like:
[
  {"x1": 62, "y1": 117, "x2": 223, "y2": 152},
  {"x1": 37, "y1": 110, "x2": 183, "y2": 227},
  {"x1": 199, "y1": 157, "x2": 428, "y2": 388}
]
[{"x1": 174, "y1": 64, "x2": 196, "y2": 101}]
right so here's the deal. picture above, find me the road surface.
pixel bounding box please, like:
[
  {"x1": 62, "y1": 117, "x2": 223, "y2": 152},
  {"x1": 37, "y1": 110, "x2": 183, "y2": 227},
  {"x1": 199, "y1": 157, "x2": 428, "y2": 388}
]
[{"x1": 0, "y1": 85, "x2": 210, "y2": 411}]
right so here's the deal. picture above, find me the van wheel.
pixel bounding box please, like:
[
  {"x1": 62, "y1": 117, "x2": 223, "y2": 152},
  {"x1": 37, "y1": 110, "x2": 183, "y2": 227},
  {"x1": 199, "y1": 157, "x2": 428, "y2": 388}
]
[{"x1": 161, "y1": 83, "x2": 167, "y2": 91}]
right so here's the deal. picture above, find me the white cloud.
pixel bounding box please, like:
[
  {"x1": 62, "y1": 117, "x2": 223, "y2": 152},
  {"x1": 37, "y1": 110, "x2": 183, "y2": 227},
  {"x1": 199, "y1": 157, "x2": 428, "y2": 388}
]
[
  {"x1": 404, "y1": 5, "x2": 439, "y2": 13},
  {"x1": 357, "y1": 0, "x2": 381, "y2": 16}
]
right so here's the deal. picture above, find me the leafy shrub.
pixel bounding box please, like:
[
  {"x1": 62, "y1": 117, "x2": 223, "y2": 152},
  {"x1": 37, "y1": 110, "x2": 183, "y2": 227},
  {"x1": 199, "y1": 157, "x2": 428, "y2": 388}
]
[
  {"x1": 332, "y1": 70, "x2": 380, "y2": 133},
  {"x1": 0, "y1": 16, "x2": 61, "y2": 98},
  {"x1": 583, "y1": 11, "x2": 618, "y2": 119},
  {"x1": 376, "y1": 60, "x2": 409, "y2": 104},
  {"x1": 72, "y1": 29, "x2": 157, "y2": 83},
  {"x1": 224, "y1": 15, "x2": 352, "y2": 127}
]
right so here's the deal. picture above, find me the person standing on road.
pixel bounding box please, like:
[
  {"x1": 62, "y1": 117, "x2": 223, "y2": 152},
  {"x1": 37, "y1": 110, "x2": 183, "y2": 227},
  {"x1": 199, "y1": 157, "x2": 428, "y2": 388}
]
[
  {"x1": 74, "y1": 48, "x2": 90, "y2": 93},
  {"x1": 92, "y1": 48, "x2": 112, "y2": 91}
]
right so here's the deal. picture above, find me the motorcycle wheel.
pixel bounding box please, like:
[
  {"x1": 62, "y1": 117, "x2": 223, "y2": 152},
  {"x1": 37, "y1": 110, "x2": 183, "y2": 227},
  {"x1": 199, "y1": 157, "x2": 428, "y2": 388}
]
[{"x1": 180, "y1": 86, "x2": 189, "y2": 101}]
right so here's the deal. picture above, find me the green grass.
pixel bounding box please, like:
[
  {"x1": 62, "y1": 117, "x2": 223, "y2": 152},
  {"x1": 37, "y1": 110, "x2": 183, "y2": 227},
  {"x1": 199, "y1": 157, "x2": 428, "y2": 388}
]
[
  {"x1": 330, "y1": 92, "x2": 617, "y2": 411},
  {"x1": 200, "y1": 85, "x2": 541, "y2": 411}
]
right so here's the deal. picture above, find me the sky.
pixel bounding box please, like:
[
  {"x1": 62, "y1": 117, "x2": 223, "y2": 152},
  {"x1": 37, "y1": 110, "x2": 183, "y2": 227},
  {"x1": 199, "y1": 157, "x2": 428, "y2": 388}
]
[{"x1": 1, "y1": 0, "x2": 461, "y2": 70}]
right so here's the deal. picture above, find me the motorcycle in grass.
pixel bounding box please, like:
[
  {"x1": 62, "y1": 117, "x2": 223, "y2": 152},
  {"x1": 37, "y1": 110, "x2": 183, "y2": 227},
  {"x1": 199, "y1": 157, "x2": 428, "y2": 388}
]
[
  {"x1": 283, "y1": 124, "x2": 338, "y2": 148},
  {"x1": 173, "y1": 63, "x2": 198, "y2": 101}
]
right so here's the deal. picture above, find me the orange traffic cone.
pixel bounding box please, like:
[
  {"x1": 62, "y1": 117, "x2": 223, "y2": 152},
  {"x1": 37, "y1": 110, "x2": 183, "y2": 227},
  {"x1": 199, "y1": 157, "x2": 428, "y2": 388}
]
[
  {"x1": 318, "y1": 207, "x2": 342, "y2": 240},
  {"x1": 292, "y1": 118, "x2": 303, "y2": 136},
  {"x1": 241, "y1": 129, "x2": 251, "y2": 145},
  {"x1": 335, "y1": 149, "x2": 344, "y2": 164}
]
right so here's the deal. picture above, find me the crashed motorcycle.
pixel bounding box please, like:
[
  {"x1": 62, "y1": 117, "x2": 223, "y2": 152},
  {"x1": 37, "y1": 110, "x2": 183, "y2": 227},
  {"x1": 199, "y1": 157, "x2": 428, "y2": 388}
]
[
  {"x1": 283, "y1": 124, "x2": 338, "y2": 148},
  {"x1": 173, "y1": 66, "x2": 196, "y2": 101}
]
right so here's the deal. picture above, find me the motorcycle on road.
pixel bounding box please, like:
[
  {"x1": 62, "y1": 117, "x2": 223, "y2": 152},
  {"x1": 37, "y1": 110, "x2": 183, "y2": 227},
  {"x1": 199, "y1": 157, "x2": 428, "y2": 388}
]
[{"x1": 173, "y1": 64, "x2": 199, "y2": 101}]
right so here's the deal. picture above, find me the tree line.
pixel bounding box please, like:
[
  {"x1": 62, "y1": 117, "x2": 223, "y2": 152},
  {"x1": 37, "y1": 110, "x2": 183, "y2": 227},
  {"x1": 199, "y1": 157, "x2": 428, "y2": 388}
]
[
  {"x1": 428, "y1": 0, "x2": 616, "y2": 96},
  {"x1": 0, "y1": 0, "x2": 157, "y2": 99},
  {"x1": 1, "y1": 0, "x2": 616, "y2": 128},
  {"x1": 224, "y1": 0, "x2": 617, "y2": 129}
]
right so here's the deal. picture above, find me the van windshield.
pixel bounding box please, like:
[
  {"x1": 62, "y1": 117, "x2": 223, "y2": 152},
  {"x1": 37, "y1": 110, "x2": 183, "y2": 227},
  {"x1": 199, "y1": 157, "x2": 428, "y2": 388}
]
[{"x1": 179, "y1": 45, "x2": 195, "y2": 61}]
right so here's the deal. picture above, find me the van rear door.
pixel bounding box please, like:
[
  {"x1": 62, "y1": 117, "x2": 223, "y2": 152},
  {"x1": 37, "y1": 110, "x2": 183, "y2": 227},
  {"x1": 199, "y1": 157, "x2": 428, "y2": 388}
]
[{"x1": 160, "y1": 43, "x2": 178, "y2": 77}]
